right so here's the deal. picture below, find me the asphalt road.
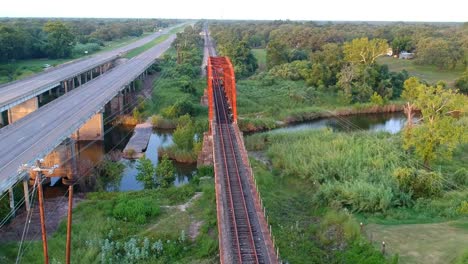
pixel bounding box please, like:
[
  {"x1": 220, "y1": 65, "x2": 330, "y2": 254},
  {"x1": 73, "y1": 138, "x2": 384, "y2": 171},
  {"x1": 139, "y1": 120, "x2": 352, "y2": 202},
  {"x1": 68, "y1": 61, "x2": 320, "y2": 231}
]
[
  {"x1": 0, "y1": 26, "x2": 177, "y2": 112},
  {"x1": 0, "y1": 34, "x2": 176, "y2": 193}
]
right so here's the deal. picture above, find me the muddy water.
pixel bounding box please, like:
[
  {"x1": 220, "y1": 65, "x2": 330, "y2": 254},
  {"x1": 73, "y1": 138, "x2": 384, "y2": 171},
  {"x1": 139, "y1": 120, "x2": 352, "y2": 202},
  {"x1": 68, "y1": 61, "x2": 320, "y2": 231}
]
[
  {"x1": 46, "y1": 126, "x2": 196, "y2": 196},
  {"x1": 270, "y1": 112, "x2": 412, "y2": 134}
]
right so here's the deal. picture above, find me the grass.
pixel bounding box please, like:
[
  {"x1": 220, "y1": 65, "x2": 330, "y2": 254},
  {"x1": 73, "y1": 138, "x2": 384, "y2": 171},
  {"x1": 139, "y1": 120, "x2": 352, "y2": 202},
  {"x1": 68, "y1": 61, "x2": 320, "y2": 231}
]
[
  {"x1": 250, "y1": 157, "x2": 390, "y2": 263},
  {"x1": 377, "y1": 57, "x2": 464, "y2": 86},
  {"x1": 0, "y1": 175, "x2": 218, "y2": 263},
  {"x1": 235, "y1": 77, "x2": 404, "y2": 132},
  {"x1": 252, "y1": 48, "x2": 267, "y2": 71},
  {"x1": 124, "y1": 26, "x2": 185, "y2": 59},
  {"x1": 246, "y1": 128, "x2": 468, "y2": 263},
  {"x1": 366, "y1": 220, "x2": 468, "y2": 264}
]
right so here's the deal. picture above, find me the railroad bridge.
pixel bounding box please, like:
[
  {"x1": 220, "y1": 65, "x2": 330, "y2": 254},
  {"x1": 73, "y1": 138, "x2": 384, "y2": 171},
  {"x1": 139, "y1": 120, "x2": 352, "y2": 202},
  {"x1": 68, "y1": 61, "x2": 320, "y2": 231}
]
[{"x1": 206, "y1": 56, "x2": 278, "y2": 264}]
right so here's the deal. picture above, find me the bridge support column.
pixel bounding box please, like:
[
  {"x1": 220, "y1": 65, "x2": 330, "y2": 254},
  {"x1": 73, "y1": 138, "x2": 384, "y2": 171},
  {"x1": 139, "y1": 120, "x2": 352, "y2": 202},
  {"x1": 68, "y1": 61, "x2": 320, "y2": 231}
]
[
  {"x1": 64, "y1": 80, "x2": 68, "y2": 93},
  {"x1": 8, "y1": 188, "x2": 14, "y2": 217},
  {"x1": 72, "y1": 112, "x2": 104, "y2": 141},
  {"x1": 8, "y1": 97, "x2": 39, "y2": 123},
  {"x1": 110, "y1": 93, "x2": 124, "y2": 115},
  {"x1": 23, "y1": 180, "x2": 31, "y2": 212},
  {"x1": 0, "y1": 111, "x2": 5, "y2": 127},
  {"x1": 77, "y1": 75, "x2": 82, "y2": 87}
]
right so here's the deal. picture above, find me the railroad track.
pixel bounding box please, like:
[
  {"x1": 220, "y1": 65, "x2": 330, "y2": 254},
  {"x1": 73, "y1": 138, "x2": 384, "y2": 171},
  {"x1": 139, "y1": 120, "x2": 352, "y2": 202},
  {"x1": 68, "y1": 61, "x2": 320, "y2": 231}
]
[
  {"x1": 211, "y1": 67, "x2": 268, "y2": 264},
  {"x1": 206, "y1": 26, "x2": 273, "y2": 263}
]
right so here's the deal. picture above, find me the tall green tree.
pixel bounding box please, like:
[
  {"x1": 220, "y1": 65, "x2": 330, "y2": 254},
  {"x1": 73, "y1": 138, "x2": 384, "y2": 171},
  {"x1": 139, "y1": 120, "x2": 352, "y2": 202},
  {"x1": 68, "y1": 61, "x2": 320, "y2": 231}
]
[
  {"x1": 43, "y1": 21, "x2": 75, "y2": 58},
  {"x1": 136, "y1": 155, "x2": 157, "y2": 188},
  {"x1": 402, "y1": 77, "x2": 467, "y2": 166},
  {"x1": 266, "y1": 39, "x2": 289, "y2": 69},
  {"x1": 343, "y1": 37, "x2": 389, "y2": 66},
  {"x1": 156, "y1": 154, "x2": 175, "y2": 188}
]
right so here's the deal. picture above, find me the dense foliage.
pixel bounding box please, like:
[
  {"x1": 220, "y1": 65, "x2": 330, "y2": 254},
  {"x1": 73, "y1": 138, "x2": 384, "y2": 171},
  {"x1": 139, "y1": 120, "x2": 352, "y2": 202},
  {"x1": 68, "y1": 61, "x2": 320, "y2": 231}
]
[{"x1": 0, "y1": 18, "x2": 177, "y2": 61}]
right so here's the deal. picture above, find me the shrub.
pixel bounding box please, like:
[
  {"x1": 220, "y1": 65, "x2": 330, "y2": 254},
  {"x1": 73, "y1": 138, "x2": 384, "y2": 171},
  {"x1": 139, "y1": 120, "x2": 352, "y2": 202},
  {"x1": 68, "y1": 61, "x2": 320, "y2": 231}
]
[
  {"x1": 136, "y1": 155, "x2": 157, "y2": 188},
  {"x1": 370, "y1": 92, "x2": 384, "y2": 105},
  {"x1": 318, "y1": 210, "x2": 360, "y2": 247},
  {"x1": 393, "y1": 167, "x2": 443, "y2": 198},
  {"x1": 197, "y1": 165, "x2": 214, "y2": 177},
  {"x1": 157, "y1": 155, "x2": 175, "y2": 188},
  {"x1": 125, "y1": 148, "x2": 136, "y2": 159},
  {"x1": 112, "y1": 197, "x2": 160, "y2": 224},
  {"x1": 317, "y1": 180, "x2": 393, "y2": 213}
]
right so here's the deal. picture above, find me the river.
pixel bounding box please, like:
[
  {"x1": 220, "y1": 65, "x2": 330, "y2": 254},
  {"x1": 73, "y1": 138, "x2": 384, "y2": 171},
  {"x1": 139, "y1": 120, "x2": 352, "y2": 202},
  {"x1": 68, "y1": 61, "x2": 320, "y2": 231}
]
[{"x1": 45, "y1": 112, "x2": 409, "y2": 196}]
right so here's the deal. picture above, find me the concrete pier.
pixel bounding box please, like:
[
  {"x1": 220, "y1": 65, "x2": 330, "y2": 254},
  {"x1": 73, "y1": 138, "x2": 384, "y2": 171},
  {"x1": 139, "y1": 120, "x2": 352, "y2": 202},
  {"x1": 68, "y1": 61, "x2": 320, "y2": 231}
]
[
  {"x1": 8, "y1": 97, "x2": 39, "y2": 124},
  {"x1": 72, "y1": 112, "x2": 104, "y2": 141},
  {"x1": 123, "y1": 121, "x2": 153, "y2": 159}
]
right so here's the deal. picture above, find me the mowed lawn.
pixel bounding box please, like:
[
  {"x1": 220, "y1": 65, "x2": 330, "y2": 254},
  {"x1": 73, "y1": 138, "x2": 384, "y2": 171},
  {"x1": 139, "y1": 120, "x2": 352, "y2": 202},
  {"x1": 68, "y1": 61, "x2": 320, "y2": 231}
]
[
  {"x1": 377, "y1": 56, "x2": 464, "y2": 86},
  {"x1": 366, "y1": 220, "x2": 468, "y2": 264},
  {"x1": 252, "y1": 48, "x2": 267, "y2": 71}
]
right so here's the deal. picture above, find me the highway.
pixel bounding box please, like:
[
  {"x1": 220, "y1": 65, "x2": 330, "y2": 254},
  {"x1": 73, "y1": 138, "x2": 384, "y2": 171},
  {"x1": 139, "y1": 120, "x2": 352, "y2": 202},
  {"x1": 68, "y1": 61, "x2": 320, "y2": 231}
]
[
  {"x1": 0, "y1": 25, "x2": 179, "y2": 112},
  {"x1": 0, "y1": 34, "x2": 176, "y2": 193}
]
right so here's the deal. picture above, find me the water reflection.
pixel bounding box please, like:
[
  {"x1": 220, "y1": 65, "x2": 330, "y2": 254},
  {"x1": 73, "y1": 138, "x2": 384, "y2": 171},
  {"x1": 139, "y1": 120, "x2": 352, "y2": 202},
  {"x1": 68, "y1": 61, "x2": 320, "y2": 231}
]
[
  {"x1": 271, "y1": 112, "x2": 412, "y2": 134},
  {"x1": 110, "y1": 129, "x2": 196, "y2": 192},
  {"x1": 44, "y1": 126, "x2": 197, "y2": 195}
]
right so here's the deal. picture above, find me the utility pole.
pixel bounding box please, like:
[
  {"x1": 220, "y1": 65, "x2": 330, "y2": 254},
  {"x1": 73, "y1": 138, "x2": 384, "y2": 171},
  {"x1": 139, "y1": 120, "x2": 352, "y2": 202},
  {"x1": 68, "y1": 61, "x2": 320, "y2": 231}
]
[{"x1": 20, "y1": 159, "x2": 59, "y2": 264}]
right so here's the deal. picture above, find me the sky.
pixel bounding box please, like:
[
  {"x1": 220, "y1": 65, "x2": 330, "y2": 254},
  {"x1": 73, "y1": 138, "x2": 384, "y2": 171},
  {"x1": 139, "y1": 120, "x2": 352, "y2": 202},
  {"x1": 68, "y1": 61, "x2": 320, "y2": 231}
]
[{"x1": 1, "y1": 0, "x2": 467, "y2": 22}]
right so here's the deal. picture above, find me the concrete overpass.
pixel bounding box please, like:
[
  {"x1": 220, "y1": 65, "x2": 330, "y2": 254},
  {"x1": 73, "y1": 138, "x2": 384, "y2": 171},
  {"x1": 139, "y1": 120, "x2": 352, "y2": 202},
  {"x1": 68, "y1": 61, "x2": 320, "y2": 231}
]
[
  {"x1": 0, "y1": 25, "x2": 179, "y2": 126},
  {"x1": 0, "y1": 34, "x2": 176, "y2": 195}
]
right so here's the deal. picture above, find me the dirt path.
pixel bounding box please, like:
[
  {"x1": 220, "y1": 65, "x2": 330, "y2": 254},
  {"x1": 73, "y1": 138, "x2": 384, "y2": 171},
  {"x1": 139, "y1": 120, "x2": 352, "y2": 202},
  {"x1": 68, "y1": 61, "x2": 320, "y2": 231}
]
[
  {"x1": 0, "y1": 193, "x2": 85, "y2": 242},
  {"x1": 147, "y1": 192, "x2": 204, "y2": 241},
  {"x1": 366, "y1": 220, "x2": 468, "y2": 264}
]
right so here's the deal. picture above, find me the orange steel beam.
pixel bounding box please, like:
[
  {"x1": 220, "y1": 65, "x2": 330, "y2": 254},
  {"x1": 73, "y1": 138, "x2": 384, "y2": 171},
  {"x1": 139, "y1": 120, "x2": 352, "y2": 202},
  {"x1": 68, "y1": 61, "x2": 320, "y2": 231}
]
[{"x1": 207, "y1": 56, "x2": 238, "y2": 130}]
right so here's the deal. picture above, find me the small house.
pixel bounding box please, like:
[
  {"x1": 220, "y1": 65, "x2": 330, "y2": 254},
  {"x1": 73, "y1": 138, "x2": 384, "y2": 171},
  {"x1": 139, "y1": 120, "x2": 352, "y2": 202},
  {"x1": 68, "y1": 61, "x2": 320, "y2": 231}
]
[{"x1": 399, "y1": 51, "x2": 414, "y2": 60}]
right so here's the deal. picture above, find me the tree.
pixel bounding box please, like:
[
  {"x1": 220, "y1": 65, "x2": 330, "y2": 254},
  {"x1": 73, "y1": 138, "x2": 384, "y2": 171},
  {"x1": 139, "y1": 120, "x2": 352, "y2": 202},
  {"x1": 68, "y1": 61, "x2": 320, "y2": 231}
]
[
  {"x1": 172, "y1": 118, "x2": 195, "y2": 150},
  {"x1": 455, "y1": 70, "x2": 468, "y2": 94},
  {"x1": 402, "y1": 77, "x2": 467, "y2": 166},
  {"x1": 391, "y1": 36, "x2": 413, "y2": 55},
  {"x1": 156, "y1": 154, "x2": 175, "y2": 188},
  {"x1": 337, "y1": 64, "x2": 359, "y2": 102},
  {"x1": 343, "y1": 37, "x2": 389, "y2": 66},
  {"x1": 266, "y1": 39, "x2": 289, "y2": 69},
  {"x1": 415, "y1": 37, "x2": 464, "y2": 70},
  {"x1": 43, "y1": 21, "x2": 75, "y2": 58},
  {"x1": 136, "y1": 155, "x2": 157, "y2": 188}
]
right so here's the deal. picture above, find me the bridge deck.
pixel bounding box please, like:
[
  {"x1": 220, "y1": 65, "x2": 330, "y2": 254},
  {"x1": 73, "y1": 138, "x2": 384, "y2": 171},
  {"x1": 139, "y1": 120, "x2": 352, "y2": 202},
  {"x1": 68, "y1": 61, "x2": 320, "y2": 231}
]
[
  {"x1": 0, "y1": 35, "x2": 176, "y2": 193},
  {"x1": 0, "y1": 26, "x2": 178, "y2": 112}
]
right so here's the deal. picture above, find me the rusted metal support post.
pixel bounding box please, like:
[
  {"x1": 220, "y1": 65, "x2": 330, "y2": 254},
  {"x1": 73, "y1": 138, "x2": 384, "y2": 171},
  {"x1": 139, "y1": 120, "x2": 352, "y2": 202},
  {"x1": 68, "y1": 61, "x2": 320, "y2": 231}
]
[
  {"x1": 36, "y1": 167, "x2": 49, "y2": 264},
  {"x1": 65, "y1": 184, "x2": 73, "y2": 264},
  {"x1": 66, "y1": 139, "x2": 78, "y2": 264}
]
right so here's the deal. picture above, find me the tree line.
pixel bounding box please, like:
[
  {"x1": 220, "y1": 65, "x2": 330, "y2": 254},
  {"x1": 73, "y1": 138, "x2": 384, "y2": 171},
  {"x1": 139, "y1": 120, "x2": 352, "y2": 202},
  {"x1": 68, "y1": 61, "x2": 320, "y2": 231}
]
[
  {"x1": 210, "y1": 21, "x2": 468, "y2": 103},
  {"x1": 0, "y1": 18, "x2": 178, "y2": 61}
]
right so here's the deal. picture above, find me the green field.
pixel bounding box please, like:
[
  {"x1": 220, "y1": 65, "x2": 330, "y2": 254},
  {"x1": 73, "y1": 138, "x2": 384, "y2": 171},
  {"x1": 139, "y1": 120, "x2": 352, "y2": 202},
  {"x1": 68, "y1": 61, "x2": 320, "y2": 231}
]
[
  {"x1": 377, "y1": 57, "x2": 464, "y2": 86},
  {"x1": 252, "y1": 48, "x2": 267, "y2": 71},
  {"x1": 366, "y1": 220, "x2": 468, "y2": 264}
]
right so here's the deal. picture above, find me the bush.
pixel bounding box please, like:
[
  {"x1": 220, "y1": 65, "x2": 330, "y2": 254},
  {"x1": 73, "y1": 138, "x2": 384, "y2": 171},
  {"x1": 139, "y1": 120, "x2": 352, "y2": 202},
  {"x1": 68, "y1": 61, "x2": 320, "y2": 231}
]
[
  {"x1": 393, "y1": 167, "x2": 443, "y2": 198},
  {"x1": 317, "y1": 180, "x2": 393, "y2": 213},
  {"x1": 112, "y1": 196, "x2": 160, "y2": 224},
  {"x1": 318, "y1": 210, "x2": 360, "y2": 247},
  {"x1": 72, "y1": 42, "x2": 101, "y2": 56},
  {"x1": 370, "y1": 92, "x2": 384, "y2": 106}
]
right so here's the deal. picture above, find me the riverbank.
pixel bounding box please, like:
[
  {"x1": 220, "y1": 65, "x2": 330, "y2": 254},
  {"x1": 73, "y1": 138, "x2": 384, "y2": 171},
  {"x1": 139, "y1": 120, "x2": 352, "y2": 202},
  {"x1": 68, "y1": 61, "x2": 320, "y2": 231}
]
[
  {"x1": 244, "y1": 127, "x2": 468, "y2": 263},
  {"x1": 238, "y1": 103, "x2": 404, "y2": 133}
]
